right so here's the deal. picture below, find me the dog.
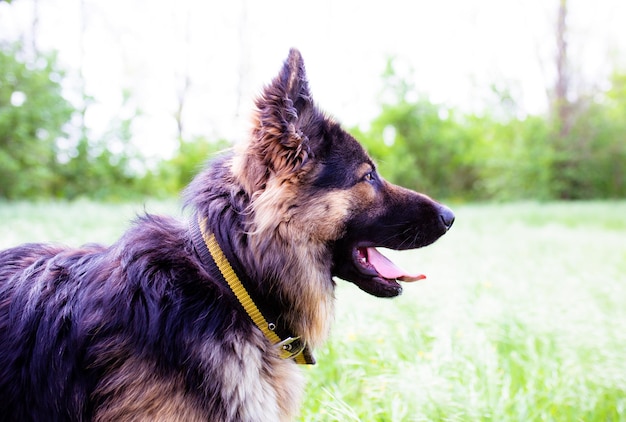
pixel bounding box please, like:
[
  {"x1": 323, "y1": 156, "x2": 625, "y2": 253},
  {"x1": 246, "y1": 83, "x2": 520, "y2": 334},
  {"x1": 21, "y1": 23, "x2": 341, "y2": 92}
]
[{"x1": 0, "y1": 49, "x2": 454, "y2": 421}]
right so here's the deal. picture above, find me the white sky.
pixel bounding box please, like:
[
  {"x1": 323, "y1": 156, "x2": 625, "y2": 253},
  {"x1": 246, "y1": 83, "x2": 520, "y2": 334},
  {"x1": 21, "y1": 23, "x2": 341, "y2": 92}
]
[{"x1": 1, "y1": 0, "x2": 625, "y2": 159}]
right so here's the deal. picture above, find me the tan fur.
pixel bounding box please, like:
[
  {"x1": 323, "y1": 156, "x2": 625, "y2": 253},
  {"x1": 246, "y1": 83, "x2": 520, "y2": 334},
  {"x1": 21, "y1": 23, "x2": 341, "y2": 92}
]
[
  {"x1": 94, "y1": 332, "x2": 305, "y2": 422},
  {"x1": 94, "y1": 358, "x2": 205, "y2": 422},
  {"x1": 194, "y1": 330, "x2": 305, "y2": 421},
  {"x1": 246, "y1": 176, "x2": 343, "y2": 348},
  {"x1": 228, "y1": 146, "x2": 351, "y2": 349}
]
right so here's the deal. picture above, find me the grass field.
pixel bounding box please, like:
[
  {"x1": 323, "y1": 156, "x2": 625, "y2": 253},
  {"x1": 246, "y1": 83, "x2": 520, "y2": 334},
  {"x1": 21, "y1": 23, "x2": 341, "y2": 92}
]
[{"x1": 1, "y1": 200, "x2": 625, "y2": 421}]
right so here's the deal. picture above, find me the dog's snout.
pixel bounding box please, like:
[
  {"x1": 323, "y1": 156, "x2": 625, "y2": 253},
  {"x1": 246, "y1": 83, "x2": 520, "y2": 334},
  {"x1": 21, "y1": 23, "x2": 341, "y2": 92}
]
[{"x1": 438, "y1": 205, "x2": 455, "y2": 230}]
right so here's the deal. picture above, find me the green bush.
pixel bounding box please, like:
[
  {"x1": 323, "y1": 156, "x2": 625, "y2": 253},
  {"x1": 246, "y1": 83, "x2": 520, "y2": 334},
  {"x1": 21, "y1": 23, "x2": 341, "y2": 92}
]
[
  {"x1": 151, "y1": 137, "x2": 232, "y2": 196},
  {"x1": 2, "y1": 44, "x2": 624, "y2": 201},
  {"x1": 354, "y1": 100, "x2": 481, "y2": 200},
  {"x1": 550, "y1": 71, "x2": 626, "y2": 199},
  {"x1": 0, "y1": 42, "x2": 74, "y2": 198},
  {"x1": 355, "y1": 59, "x2": 626, "y2": 201}
]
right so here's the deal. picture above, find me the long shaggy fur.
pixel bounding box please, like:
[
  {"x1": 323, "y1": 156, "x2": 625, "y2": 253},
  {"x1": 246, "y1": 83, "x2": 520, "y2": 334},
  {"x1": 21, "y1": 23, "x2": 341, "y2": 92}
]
[{"x1": 0, "y1": 49, "x2": 453, "y2": 421}]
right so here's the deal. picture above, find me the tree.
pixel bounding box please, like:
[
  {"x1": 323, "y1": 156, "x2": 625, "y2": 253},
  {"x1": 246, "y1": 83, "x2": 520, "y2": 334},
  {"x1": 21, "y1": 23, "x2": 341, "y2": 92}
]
[
  {"x1": 55, "y1": 89, "x2": 144, "y2": 200},
  {"x1": 153, "y1": 136, "x2": 231, "y2": 196},
  {"x1": 546, "y1": 0, "x2": 626, "y2": 199},
  {"x1": 562, "y1": 70, "x2": 626, "y2": 198},
  {"x1": 354, "y1": 59, "x2": 481, "y2": 199},
  {"x1": 0, "y1": 42, "x2": 74, "y2": 198},
  {"x1": 553, "y1": 0, "x2": 571, "y2": 139}
]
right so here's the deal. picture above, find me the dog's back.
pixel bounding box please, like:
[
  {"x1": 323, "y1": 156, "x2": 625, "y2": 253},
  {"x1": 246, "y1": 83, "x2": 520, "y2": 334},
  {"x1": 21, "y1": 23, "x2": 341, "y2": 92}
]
[
  {"x1": 0, "y1": 242, "x2": 105, "y2": 420},
  {"x1": 0, "y1": 215, "x2": 302, "y2": 421}
]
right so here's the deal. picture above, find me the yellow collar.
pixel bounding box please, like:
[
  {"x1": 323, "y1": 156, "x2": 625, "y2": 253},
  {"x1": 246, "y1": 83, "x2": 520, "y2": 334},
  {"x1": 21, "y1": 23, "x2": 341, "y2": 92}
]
[{"x1": 194, "y1": 215, "x2": 315, "y2": 365}]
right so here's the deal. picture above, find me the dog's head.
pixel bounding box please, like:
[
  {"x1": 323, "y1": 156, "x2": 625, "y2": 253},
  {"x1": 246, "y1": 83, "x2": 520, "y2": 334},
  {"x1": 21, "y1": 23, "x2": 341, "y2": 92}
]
[{"x1": 233, "y1": 49, "x2": 453, "y2": 298}]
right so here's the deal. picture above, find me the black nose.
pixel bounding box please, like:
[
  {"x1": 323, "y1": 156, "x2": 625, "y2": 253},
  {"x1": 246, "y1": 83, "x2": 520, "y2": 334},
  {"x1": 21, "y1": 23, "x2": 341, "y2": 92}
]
[{"x1": 439, "y1": 205, "x2": 455, "y2": 230}]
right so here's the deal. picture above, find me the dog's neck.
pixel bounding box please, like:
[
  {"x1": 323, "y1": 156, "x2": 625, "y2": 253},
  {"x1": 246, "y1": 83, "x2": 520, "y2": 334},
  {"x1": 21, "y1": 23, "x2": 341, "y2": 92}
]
[
  {"x1": 184, "y1": 155, "x2": 335, "y2": 359},
  {"x1": 190, "y1": 213, "x2": 317, "y2": 364}
]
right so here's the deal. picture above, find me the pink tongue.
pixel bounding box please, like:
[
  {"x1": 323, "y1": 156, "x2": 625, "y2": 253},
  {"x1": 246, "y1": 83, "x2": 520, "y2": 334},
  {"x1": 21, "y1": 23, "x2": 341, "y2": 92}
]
[{"x1": 367, "y1": 247, "x2": 426, "y2": 282}]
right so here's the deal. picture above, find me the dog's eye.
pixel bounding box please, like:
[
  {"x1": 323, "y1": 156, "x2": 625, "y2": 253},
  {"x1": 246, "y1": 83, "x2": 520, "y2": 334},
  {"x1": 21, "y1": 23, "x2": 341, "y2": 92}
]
[{"x1": 362, "y1": 171, "x2": 375, "y2": 183}]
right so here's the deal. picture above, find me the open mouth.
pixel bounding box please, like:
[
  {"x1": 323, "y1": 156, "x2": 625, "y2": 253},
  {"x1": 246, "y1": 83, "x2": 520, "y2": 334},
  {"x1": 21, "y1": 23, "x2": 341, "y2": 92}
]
[
  {"x1": 332, "y1": 245, "x2": 426, "y2": 298},
  {"x1": 355, "y1": 246, "x2": 426, "y2": 283}
]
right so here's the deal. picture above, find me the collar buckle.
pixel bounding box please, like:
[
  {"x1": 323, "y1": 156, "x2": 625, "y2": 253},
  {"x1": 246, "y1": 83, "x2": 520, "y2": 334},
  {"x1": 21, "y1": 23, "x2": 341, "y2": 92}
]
[{"x1": 277, "y1": 336, "x2": 306, "y2": 360}]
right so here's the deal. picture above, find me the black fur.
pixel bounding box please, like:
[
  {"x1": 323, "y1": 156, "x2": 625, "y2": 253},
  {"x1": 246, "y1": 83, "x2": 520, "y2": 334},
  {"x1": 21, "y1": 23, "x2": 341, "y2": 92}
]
[{"x1": 0, "y1": 215, "x2": 247, "y2": 420}]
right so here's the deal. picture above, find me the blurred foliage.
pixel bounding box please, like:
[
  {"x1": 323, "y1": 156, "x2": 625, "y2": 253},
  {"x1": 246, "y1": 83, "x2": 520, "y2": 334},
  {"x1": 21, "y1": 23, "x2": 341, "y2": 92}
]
[
  {"x1": 56, "y1": 89, "x2": 148, "y2": 201},
  {"x1": 150, "y1": 136, "x2": 232, "y2": 197},
  {"x1": 0, "y1": 41, "x2": 232, "y2": 200},
  {"x1": 548, "y1": 71, "x2": 626, "y2": 199},
  {"x1": 1, "y1": 41, "x2": 625, "y2": 201},
  {"x1": 0, "y1": 42, "x2": 74, "y2": 198},
  {"x1": 352, "y1": 61, "x2": 481, "y2": 200},
  {"x1": 356, "y1": 58, "x2": 626, "y2": 201}
]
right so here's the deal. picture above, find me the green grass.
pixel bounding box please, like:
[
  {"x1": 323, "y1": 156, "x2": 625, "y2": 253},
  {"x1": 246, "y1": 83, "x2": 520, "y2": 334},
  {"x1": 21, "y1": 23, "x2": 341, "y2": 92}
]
[{"x1": 1, "y1": 200, "x2": 625, "y2": 421}]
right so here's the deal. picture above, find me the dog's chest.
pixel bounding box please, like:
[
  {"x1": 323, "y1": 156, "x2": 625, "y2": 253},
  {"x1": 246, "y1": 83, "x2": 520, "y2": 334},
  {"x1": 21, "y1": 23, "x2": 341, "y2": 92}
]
[{"x1": 198, "y1": 331, "x2": 306, "y2": 421}]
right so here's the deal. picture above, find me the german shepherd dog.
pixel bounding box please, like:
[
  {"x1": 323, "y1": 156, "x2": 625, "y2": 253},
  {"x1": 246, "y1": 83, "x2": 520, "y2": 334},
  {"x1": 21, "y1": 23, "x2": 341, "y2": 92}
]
[{"x1": 0, "y1": 49, "x2": 454, "y2": 421}]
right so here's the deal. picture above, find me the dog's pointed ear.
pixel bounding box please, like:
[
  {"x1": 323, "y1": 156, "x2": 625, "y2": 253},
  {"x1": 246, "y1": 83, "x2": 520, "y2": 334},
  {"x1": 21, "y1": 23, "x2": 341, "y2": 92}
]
[
  {"x1": 243, "y1": 49, "x2": 316, "y2": 191},
  {"x1": 271, "y1": 48, "x2": 313, "y2": 119}
]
